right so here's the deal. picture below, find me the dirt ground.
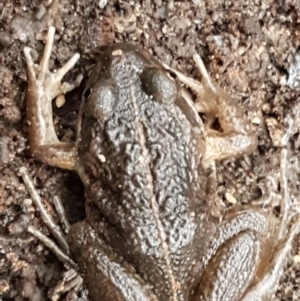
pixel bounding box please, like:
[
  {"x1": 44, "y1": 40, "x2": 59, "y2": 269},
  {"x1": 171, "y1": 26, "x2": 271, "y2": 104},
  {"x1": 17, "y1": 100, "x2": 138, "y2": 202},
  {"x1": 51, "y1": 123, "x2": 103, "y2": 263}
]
[{"x1": 1, "y1": 0, "x2": 300, "y2": 300}]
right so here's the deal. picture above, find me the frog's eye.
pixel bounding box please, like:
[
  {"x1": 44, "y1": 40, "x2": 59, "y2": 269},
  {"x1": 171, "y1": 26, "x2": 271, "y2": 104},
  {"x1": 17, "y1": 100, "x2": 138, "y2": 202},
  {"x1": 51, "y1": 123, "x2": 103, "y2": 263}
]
[
  {"x1": 84, "y1": 84, "x2": 117, "y2": 119},
  {"x1": 140, "y1": 67, "x2": 178, "y2": 105}
]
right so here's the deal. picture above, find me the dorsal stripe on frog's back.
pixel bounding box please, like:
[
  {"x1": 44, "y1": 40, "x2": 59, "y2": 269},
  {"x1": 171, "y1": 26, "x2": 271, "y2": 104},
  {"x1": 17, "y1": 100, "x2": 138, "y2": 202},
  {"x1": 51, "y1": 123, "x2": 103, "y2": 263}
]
[
  {"x1": 82, "y1": 47, "x2": 199, "y2": 300},
  {"x1": 128, "y1": 74, "x2": 179, "y2": 301},
  {"x1": 143, "y1": 98, "x2": 199, "y2": 278}
]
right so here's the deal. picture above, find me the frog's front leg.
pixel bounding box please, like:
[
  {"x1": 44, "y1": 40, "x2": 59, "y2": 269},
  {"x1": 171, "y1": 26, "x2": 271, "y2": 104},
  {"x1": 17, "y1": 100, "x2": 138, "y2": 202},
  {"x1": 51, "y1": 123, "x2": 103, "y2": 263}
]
[
  {"x1": 164, "y1": 55, "x2": 257, "y2": 166},
  {"x1": 24, "y1": 26, "x2": 80, "y2": 170}
]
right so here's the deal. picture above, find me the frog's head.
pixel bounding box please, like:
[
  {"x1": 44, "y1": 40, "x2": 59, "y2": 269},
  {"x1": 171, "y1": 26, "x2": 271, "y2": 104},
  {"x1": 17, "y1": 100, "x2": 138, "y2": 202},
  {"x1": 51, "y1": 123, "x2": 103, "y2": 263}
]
[{"x1": 81, "y1": 45, "x2": 179, "y2": 123}]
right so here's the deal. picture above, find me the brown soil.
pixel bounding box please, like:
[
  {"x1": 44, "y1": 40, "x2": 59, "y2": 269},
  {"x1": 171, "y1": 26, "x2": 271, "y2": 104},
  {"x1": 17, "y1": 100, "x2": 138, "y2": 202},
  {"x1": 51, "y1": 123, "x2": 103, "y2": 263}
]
[{"x1": 1, "y1": 0, "x2": 300, "y2": 300}]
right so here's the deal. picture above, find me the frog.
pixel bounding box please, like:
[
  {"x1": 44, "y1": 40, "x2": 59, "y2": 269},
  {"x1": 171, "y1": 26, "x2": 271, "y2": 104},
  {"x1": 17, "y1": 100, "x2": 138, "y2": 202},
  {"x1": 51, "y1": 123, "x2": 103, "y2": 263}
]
[{"x1": 23, "y1": 26, "x2": 300, "y2": 301}]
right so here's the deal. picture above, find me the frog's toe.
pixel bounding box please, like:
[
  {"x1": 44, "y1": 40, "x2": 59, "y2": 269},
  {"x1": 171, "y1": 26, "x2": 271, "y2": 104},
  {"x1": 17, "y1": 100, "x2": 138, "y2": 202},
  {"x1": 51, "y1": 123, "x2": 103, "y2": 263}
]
[
  {"x1": 23, "y1": 46, "x2": 34, "y2": 66},
  {"x1": 162, "y1": 60, "x2": 216, "y2": 115},
  {"x1": 23, "y1": 27, "x2": 55, "y2": 78},
  {"x1": 55, "y1": 53, "x2": 80, "y2": 82},
  {"x1": 38, "y1": 26, "x2": 56, "y2": 78},
  {"x1": 192, "y1": 54, "x2": 216, "y2": 93},
  {"x1": 163, "y1": 62, "x2": 204, "y2": 96},
  {"x1": 24, "y1": 26, "x2": 80, "y2": 100},
  {"x1": 23, "y1": 46, "x2": 38, "y2": 80}
]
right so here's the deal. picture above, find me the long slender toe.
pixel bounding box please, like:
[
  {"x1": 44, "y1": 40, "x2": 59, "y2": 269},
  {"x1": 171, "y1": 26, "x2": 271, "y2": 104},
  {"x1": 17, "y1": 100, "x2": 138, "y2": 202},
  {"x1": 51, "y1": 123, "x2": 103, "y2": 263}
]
[
  {"x1": 56, "y1": 53, "x2": 80, "y2": 82},
  {"x1": 39, "y1": 26, "x2": 56, "y2": 78}
]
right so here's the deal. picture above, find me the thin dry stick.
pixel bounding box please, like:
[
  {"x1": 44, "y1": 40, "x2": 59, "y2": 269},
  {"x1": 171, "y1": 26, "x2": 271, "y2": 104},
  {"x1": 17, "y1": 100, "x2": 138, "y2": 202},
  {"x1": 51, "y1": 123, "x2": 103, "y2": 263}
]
[
  {"x1": 278, "y1": 149, "x2": 291, "y2": 240},
  {"x1": 20, "y1": 166, "x2": 69, "y2": 254},
  {"x1": 53, "y1": 195, "x2": 71, "y2": 234},
  {"x1": 27, "y1": 226, "x2": 76, "y2": 269}
]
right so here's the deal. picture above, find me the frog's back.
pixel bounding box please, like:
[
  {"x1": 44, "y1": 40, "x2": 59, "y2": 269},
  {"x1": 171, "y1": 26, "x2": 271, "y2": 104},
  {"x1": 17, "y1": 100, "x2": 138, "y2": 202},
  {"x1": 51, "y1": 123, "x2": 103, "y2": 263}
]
[{"x1": 78, "y1": 45, "x2": 206, "y2": 300}]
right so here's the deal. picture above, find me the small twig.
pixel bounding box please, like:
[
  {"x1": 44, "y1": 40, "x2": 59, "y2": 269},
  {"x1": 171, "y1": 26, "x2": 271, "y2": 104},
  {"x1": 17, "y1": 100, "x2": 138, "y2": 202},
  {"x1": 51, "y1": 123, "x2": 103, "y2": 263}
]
[
  {"x1": 278, "y1": 149, "x2": 290, "y2": 240},
  {"x1": 60, "y1": 273, "x2": 83, "y2": 293},
  {"x1": 50, "y1": 269, "x2": 83, "y2": 301},
  {"x1": 20, "y1": 167, "x2": 69, "y2": 254},
  {"x1": 53, "y1": 196, "x2": 71, "y2": 234},
  {"x1": 27, "y1": 226, "x2": 76, "y2": 269}
]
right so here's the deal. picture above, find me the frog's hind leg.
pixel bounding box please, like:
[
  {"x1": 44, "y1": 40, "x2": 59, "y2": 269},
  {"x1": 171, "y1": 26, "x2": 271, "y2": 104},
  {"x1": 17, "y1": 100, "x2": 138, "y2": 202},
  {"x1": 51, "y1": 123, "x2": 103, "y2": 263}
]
[
  {"x1": 24, "y1": 26, "x2": 80, "y2": 170},
  {"x1": 239, "y1": 149, "x2": 300, "y2": 301},
  {"x1": 196, "y1": 206, "x2": 270, "y2": 301},
  {"x1": 67, "y1": 221, "x2": 158, "y2": 301},
  {"x1": 193, "y1": 148, "x2": 300, "y2": 301}
]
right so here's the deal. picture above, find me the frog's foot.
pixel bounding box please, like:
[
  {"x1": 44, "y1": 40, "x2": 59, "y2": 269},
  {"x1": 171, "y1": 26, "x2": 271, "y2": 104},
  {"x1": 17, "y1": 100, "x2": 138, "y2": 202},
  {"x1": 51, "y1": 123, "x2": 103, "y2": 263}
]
[
  {"x1": 23, "y1": 26, "x2": 80, "y2": 101},
  {"x1": 24, "y1": 26, "x2": 80, "y2": 170},
  {"x1": 20, "y1": 167, "x2": 84, "y2": 298},
  {"x1": 164, "y1": 55, "x2": 257, "y2": 166}
]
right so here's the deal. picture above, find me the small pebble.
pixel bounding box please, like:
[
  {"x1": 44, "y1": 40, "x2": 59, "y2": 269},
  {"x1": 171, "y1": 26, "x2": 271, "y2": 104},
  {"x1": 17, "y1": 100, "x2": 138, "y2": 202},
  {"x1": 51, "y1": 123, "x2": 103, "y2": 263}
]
[
  {"x1": 252, "y1": 116, "x2": 261, "y2": 125},
  {"x1": 55, "y1": 94, "x2": 66, "y2": 108},
  {"x1": 294, "y1": 254, "x2": 300, "y2": 264},
  {"x1": 98, "y1": 0, "x2": 108, "y2": 9},
  {"x1": 225, "y1": 192, "x2": 237, "y2": 204},
  {"x1": 266, "y1": 117, "x2": 287, "y2": 147},
  {"x1": 262, "y1": 103, "x2": 271, "y2": 114},
  {"x1": 0, "y1": 279, "x2": 9, "y2": 294}
]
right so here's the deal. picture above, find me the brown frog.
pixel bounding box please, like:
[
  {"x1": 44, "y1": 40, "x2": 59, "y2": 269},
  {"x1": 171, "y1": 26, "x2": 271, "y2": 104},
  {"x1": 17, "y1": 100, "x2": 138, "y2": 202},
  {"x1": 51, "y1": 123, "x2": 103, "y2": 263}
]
[{"x1": 23, "y1": 26, "x2": 300, "y2": 301}]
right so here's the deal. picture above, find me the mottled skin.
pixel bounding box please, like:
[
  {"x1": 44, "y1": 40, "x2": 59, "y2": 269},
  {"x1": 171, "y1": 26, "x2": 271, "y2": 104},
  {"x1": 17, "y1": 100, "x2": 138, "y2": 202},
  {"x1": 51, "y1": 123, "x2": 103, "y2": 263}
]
[
  {"x1": 24, "y1": 27, "x2": 300, "y2": 301},
  {"x1": 74, "y1": 44, "x2": 210, "y2": 301}
]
